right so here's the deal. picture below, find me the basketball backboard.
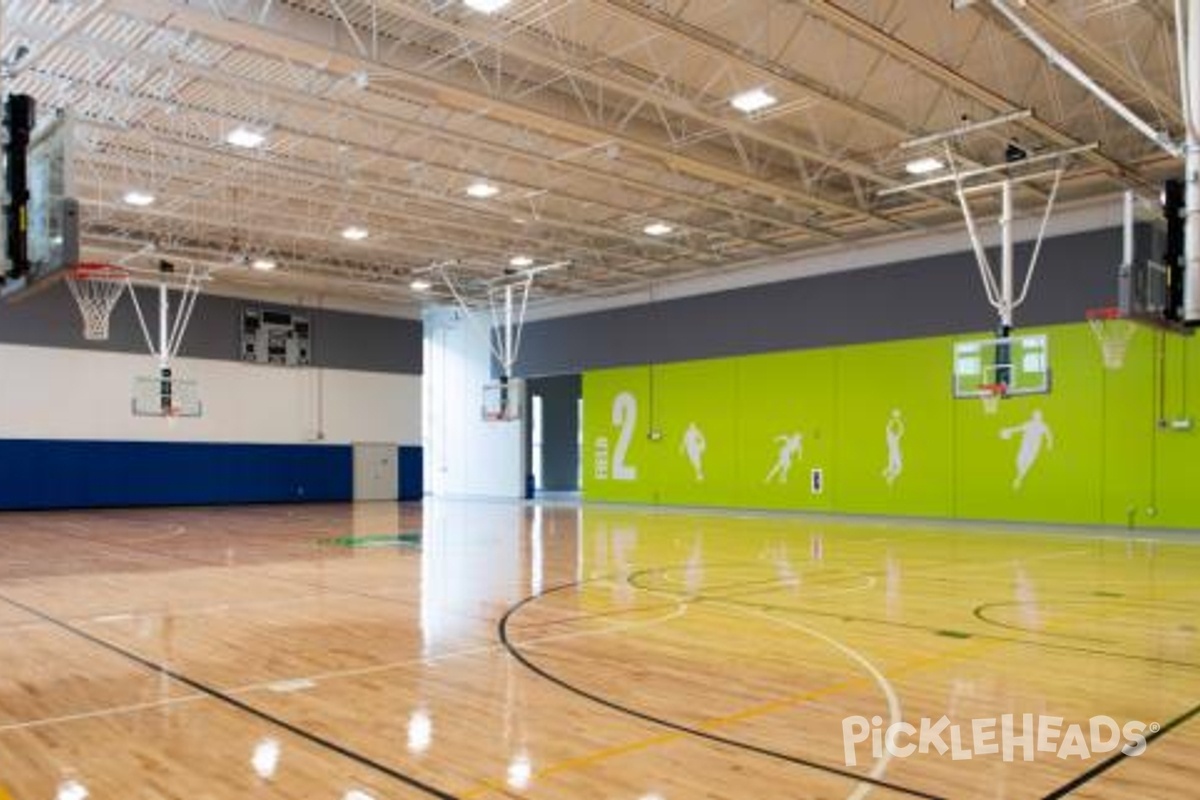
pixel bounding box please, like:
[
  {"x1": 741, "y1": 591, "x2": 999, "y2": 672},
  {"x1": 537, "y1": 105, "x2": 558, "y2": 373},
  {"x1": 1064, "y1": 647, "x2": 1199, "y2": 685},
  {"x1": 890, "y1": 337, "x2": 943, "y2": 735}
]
[
  {"x1": 132, "y1": 373, "x2": 202, "y2": 418},
  {"x1": 953, "y1": 333, "x2": 1050, "y2": 398},
  {"x1": 482, "y1": 378, "x2": 524, "y2": 422},
  {"x1": 1, "y1": 111, "x2": 80, "y2": 300}
]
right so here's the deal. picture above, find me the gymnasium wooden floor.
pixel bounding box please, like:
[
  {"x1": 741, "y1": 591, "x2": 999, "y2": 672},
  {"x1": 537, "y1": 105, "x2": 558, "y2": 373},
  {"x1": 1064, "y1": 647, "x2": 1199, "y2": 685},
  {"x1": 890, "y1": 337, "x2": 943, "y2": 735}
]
[{"x1": 0, "y1": 500, "x2": 1196, "y2": 799}]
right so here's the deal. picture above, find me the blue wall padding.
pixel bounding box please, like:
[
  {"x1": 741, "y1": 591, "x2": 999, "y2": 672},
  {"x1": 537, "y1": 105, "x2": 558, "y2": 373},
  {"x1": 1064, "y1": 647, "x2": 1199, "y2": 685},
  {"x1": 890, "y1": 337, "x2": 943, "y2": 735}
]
[
  {"x1": 0, "y1": 439, "x2": 354, "y2": 510},
  {"x1": 398, "y1": 445, "x2": 423, "y2": 500}
]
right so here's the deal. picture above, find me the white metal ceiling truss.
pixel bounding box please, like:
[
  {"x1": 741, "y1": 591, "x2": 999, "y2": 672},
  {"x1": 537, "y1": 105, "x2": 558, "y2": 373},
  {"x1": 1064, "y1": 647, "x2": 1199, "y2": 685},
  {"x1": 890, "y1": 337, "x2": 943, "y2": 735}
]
[{"x1": 0, "y1": 0, "x2": 1187, "y2": 312}]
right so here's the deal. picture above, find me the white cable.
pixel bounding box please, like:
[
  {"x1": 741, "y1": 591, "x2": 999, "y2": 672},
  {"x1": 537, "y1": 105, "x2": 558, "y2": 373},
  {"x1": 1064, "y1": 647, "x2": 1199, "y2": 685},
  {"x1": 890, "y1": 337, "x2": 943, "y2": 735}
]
[{"x1": 1013, "y1": 165, "x2": 1064, "y2": 309}]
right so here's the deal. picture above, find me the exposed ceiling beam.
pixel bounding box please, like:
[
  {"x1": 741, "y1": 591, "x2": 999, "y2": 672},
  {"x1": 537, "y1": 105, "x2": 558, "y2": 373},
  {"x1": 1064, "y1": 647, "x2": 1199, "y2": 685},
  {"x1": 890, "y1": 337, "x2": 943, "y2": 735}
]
[
  {"x1": 790, "y1": 0, "x2": 1161, "y2": 192},
  {"x1": 107, "y1": 0, "x2": 907, "y2": 230}
]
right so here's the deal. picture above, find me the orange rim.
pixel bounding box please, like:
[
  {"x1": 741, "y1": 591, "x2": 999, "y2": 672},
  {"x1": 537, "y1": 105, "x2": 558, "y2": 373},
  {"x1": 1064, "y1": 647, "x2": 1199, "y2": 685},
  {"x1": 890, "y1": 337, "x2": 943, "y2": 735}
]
[
  {"x1": 71, "y1": 262, "x2": 128, "y2": 280},
  {"x1": 1085, "y1": 307, "x2": 1122, "y2": 321}
]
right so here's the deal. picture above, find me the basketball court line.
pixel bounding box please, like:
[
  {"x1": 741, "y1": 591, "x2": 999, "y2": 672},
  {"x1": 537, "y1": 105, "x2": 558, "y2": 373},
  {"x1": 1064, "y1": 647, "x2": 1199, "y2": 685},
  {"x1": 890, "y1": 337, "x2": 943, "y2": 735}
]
[
  {"x1": 1041, "y1": 700, "x2": 1200, "y2": 799},
  {"x1": 695, "y1": 588, "x2": 1200, "y2": 672},
  {"x1": 0, "y1": 695, "x2": 208, "y2": 734},
  {"x1": 0, "y1": 580, "x2": 687, "y2": 737},
  {"x1": 491, "y1": 577, "x2": 1039, "y2": 800},
  {"x1": 735, "y1": 603, "x2": 901, "y2": 800},
  {"x1": 972, "y1": 597, "x2": 1188, "y2": 643},
  {"x1": 494, "y1": 571, "x2": 1194, "y2": 800},
  {"x1": 496, "y1": 580, "x2": 949, "y2": 800},
  {"x1": 0, "y1": 586, "x2": 418, "y2": 637},
  {"x1": 623, "y1": 564, "x2": 1200, "y2": 672},
  {"x1": 515, "y1": 560, "x2": 883, "y2": 632},
  {"x1": 511, "y1": 549, "x2": 1086, "y2": 644},
  {"x1": 228, "y1": 582, "x2": 690, "y2": 694},
  {"x1": 32, "y1": 524, "x2": 491, "y2": 625},
  {"x1": 0, "y1": 591, "x2": 462, "y2": 800},
  {"x1": 11, "y1": 521, "x2": 1194, "y2": 799}
]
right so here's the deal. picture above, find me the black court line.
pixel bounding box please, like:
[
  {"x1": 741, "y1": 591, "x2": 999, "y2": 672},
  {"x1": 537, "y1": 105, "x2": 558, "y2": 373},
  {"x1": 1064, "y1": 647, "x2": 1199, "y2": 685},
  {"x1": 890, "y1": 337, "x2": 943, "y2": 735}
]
[
  {"x1": 512, "y1": 564, "x2": 1200, "y2": 673},
  {"x1": 974, "y1": 598, "x2": 1200, "y2": 644},
  {"x1": 1041, "y1": 700, "x2": 1200, "y2": 799},
  {"x1": 0, "y1": 591, "x2": 460, "y2": 800},
  {"x1": 619, "y1": 567, "x2": 1200, "y2": 672},
  {"x1": 498, "y1": 580, "x2": 948, "y2": 800}
]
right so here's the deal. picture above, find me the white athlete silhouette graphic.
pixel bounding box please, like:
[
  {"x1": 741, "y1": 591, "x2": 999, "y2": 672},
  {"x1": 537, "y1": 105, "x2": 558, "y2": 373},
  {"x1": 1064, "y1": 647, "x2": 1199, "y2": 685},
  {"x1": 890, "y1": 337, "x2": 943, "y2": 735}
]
[
  {"x1": 882, "y1": 409, "x2": 905, "y2": 486},
  {"x1": 765, "y1": 432, "x2": 803, "y2": 484},
  {"x1": 1000, "y1": 409, "x2": 1054, "y2": 490},
  {"x1": 680, "y1": 422, "x2": 707, "y2": 481}
]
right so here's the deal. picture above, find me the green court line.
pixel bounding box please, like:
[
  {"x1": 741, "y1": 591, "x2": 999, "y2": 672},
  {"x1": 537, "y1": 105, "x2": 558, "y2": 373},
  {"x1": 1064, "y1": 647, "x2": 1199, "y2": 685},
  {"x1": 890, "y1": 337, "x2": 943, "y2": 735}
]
[{"x1": 319, "y1": 532, "x2": 422, "y2": 549}]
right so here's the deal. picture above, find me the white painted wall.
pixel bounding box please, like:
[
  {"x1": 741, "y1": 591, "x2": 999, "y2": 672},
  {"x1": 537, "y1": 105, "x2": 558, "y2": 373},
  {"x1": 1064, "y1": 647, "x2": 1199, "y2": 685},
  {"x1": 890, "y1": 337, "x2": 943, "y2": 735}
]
[
  {"x1": 0, "y1": 343, "x2": 420, "y2": 444},
  {"x1": 423, "y1": 307, "x2": 525, "y2": 498}
]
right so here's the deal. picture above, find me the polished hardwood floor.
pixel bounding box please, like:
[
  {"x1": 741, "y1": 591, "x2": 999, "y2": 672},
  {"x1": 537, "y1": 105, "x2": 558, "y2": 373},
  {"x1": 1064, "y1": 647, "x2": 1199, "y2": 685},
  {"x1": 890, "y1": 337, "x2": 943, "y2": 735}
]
[{"x1": 0, "y1": 500, "x2": 1196, "y2": 799}]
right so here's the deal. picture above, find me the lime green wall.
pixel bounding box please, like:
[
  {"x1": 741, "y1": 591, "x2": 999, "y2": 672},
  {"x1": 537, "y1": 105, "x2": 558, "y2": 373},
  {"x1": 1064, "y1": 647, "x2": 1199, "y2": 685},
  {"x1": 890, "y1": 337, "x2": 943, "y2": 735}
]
[
  {"x1": 835, "y1": 337, "x2": 954, "y2": 518},
  {"x1": 737, "y1": 350, "x2": 835, "y2": 511},
  {"x1": 583, "y1": 322, "x2": 1200, "y2": 529}
]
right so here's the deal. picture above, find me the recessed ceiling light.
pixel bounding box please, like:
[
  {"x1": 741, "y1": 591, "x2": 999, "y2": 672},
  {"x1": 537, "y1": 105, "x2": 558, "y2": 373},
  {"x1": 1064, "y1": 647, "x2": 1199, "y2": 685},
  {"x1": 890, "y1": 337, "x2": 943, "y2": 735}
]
[
  {"x1": 464, "y1": 0, "x2": 512, "y2": 12},
  {"x1": 250, "y1": 258, "x2": 277, "y2": 271},
  {"x1": 643, "y1": 222, "x2": 673, "y2": 237},
  {"x1": 122, "y1": 190, "x2": 155, "y2": 207},
  {"x1": 409, "y1": 278, "x2": 431, "y2": 292},
  {"x1": 341, "y1": 226, "x2": 369, "y2": 241},
  {"x1": 225, "y1": 126, "x2": 266, "y2": 148},
  {"x1": 730, "y1": 88, "x2": 778, "y2": 114},
  {"x1": 509, "y1": 255, "x2": 534, "y2": 267},
  {"x1": 466, "y1": 181, "x2": 500, "y2": 199},
  {"x1": 904, "y1": 156, "x2": 945, "y2": 175}
]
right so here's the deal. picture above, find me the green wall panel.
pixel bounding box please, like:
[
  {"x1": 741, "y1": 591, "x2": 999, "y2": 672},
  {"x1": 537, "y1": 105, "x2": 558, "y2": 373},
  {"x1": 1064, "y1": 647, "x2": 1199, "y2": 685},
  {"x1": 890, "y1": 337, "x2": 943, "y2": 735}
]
[
  {"x1": 1101, "y1": 325, "x2": 1157, "y2": 526},
  {"x1": 581, "y1": 321, "x2": 1200, "y2": 529},
  {"x1": 648, "y1": 359, "x2": 739, "y2": 507},
  {"x1": 1149, "y1": 334, "x2": 1200, "y2": 529},
  {"x1": 736, "y1": 350, "x2": 835, "y2": 510},
  {"x1": 582, "y1": 366, "x2": 654, "y2": 503},
  {"x1": 953, "y1": 326, "x2": 1104, "y2": 524},
  {"x1": 834, "y1": 337, "x2": 954, "y2": 517}
]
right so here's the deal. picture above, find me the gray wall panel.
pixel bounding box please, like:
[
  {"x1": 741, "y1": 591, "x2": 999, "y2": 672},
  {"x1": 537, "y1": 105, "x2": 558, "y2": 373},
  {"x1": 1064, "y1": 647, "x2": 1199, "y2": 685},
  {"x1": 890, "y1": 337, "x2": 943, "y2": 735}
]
[
  {"x1": 314, "y1": 307, "x2": 422, "y2": 375},
  {"x1": 0, "y1": 282, "x2": 421, "y2": 374},
  {"x1": 526, "y1": 374, "x2": 581, "y2": 492},
  {"x1": 516, "y1": 227, "x2": 1131, "y2": 377}
]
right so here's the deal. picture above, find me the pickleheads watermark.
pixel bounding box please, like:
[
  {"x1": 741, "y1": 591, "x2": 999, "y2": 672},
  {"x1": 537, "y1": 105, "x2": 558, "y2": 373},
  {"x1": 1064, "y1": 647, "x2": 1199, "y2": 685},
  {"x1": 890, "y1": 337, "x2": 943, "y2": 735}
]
[{"x1": 842, "y1": 714, "x2": 1159, "y2": 766}]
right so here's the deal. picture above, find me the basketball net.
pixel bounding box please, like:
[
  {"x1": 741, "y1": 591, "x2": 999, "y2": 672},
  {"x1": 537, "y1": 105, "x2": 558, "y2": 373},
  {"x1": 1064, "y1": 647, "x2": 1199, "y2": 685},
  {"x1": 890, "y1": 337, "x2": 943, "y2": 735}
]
[
  {"x1": 65, "y1": 264, "x2": 130, "y2": 341},
  {"x1": 980, "y1": 384, "x2": 1006, "y2": 415},
  {"x1": 1086, "y1": 309, "x2": 1135, "y2": 370}
]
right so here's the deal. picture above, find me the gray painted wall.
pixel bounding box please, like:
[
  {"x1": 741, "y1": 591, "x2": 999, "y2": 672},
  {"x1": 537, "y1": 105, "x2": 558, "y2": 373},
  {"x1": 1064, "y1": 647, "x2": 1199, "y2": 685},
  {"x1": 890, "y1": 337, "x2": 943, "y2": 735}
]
[
  {"x1": 516, "y1": 226, "x2": 1146, "y2": 377},
  {"x1": 0, "y1": 281, "x2": 422, "y2": 375},
  {"x1": 526, "y1": 374, "x2": 581, "y2": 492}
]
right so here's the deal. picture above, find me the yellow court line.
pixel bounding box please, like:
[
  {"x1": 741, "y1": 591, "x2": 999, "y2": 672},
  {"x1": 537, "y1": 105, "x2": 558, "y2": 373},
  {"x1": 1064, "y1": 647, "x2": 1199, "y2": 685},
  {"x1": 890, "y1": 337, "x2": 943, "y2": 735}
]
[{"x1": 460, "y1": 635, "x2": 1006, "y2": 798}]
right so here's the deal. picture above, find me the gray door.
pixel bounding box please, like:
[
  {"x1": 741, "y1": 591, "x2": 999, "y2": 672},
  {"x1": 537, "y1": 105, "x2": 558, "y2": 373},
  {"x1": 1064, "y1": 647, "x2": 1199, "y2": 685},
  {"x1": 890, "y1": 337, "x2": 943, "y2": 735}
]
[{"x1": 353, "y1": 443, "x2": 398, "y2": 501}]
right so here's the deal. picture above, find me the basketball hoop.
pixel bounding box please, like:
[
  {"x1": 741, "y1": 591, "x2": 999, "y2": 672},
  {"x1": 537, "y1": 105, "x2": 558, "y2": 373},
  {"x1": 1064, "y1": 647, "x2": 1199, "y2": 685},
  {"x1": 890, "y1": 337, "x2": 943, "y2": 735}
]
[
  {"x1": 979, "y1": 383, "x2": 1007, "y2": 415},
  {"x1": 1086, "y1": 307, "x2": 1135, "y2": 370},
  {"x1": 132, "y1": 373, "x2": 202, "y2": 419},
  {"x1": 481, "y1": 378, "x2": 523, "y2": 422},
  {"x1": 65, "y1": 263, "x2": 129, "y2": 341}
]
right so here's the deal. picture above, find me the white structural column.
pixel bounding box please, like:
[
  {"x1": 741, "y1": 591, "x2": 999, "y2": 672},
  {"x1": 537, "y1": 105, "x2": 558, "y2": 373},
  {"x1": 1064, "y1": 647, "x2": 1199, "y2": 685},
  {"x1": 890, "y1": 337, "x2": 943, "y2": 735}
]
[{"x1": 422, "y1": 306, "x2": 526, "y2": 499}]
